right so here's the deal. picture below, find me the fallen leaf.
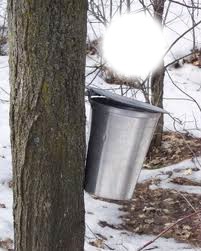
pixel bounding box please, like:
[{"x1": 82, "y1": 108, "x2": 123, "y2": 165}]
[
  {"x1": 0, "y1": 203, "x2": 6, "y2": 208},
  {"x1": 89, "y1": 239, "x2": 104, "y2": 248},
  {"x1": 0, "y1": 238, "x2": 13, "y2": 249},
  {"x1": 183, "y1": 169, "x2": 192, "y2": 175}
]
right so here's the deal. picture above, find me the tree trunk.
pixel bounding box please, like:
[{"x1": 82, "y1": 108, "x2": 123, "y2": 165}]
[
  {"x1": 150, "y1": 0, "x2": 165, "y2": 148},
  {"x1": 8, "y1": 1, "x2": 87, "y2": 250},
  {"x1": 150, "y1": 62, "x2": 165, "y2": 147}
]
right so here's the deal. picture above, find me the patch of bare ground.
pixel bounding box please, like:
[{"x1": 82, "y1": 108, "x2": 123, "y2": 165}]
[
  {"x1": 118, "y1": 181, "x2": 201, "y2": 247},
  {"x1": 94, "y1": 131, "x2": 201, "y2": 247},
  {"x1": 145, "y1": 131, "x2": 201, "y2": 169},
  {"x1": 0, "y1": 238, "x2": 13, "y2": 250}
]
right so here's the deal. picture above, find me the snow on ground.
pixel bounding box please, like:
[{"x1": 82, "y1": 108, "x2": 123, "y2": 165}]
[
  {"x1": 164, "y1": 64, "x2": 201, "y2": 137},
  {"x1": 0, "y1": 1, "x2": 201, "y2": 250},
  {"x1": 85, "y1": 194, "x2": 197, "y2": 251},
  {"x1": 1, "y1": 61, "x2": 201, "y2": 251},
  {"x1": 139, "y1": 157, "x2": 201, "y2": 194},
  {"x1": 0, "y1": 57, "x2": 13, "y2": 251}
]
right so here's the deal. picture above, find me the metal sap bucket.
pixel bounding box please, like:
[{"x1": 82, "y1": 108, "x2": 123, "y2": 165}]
[{"x1": 85, "y1": 87, "x2": 166, "y2": 200}]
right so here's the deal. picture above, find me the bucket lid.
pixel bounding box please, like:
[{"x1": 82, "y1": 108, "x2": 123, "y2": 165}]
[{"x1": 87, "y1": 87, "x2": 167, "y2": 114}]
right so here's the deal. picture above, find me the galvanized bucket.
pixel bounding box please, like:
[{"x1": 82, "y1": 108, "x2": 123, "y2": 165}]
[{"x1": 85, "y1": 88, "x2": 166, "y2": 200}]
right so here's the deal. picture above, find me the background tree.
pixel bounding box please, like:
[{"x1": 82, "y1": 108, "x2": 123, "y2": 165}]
[
  {"x1": 8, "y1": 1, "x2": 87, "y2": 250},
  {"x1": 86, "y1": 0, "x2": 201, "y2": 158},
  {"x1": 0, "y1": 0, "x2": 7, "y2": 55},
  {"x1": 150, "y1": 0, "x2": 166, "y2": 148}
]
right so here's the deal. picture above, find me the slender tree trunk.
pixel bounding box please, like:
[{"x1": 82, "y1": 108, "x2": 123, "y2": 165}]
[
  {"x1": 150, "y1": 0, "x2": 165, "y2": 148},
  {"x1": 126, "y1": 0, "x2": 131, "y2": 12},
  {"x1": 150, "y1": 62, "x2": 165, "y2": 147},
  {"x1": 8, "y1": 1, "x2": 87, "y2": 250}
]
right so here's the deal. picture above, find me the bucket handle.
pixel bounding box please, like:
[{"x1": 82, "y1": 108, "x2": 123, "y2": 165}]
[{"x1": 85, "y1": 87, "x2": 105, "y2": 103}]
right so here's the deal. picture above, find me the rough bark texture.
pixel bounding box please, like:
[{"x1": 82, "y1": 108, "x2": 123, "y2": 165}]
[
  {"x1": 150, "y1": 63, "x2": 165, "y2": 147},
  {"x1": 8, "y1": 1, "x2": 87, "y2": 250},
  {"x1": 150, "y1": 0, "x2": 165, "y2": 148}
]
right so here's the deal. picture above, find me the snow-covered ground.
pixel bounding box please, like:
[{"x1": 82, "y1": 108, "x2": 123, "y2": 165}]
[
  {"x1": 1, "y1": 1, "x2": 201, "y2": 250},
  {"x1": 85, "y1": 193, "x2": 198, "y2": 251},
  {"x1": 1, "y1": 59, "x2": 201, "y2": 251}
]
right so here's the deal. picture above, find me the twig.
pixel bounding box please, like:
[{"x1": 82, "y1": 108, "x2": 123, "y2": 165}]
[
  {"x1": 176, "y1": 131, "x2": 201, "y2": 169},
  {"x1": 169, "y1": 0, "x2": 201, "y2": 9},
  {"x1": 164, "y1": 51, "x2": 196, "y2": 69},
  {"x1": 86, "y1": 67, "x2": 102, "y2": 86},
  {"x1": 166, "y1": 69, "x2": 201, "y2": 112},
  {"x1": 136, "y1": 209, "x2": 201, "y2": 251},
  {"x1": 86, "y1": 223, "x2": 114, "y2": 250},
  {"x1": 163, "y1": 97, "x2": 195, "y2": 102},
  {"x1": 0, "y1": 86, "x2": 9, "y2": 95},
  {"x1": 178, "y1": 191, "x2": 201, "y2": 222},
  {"x1": 0, "y1": 98, "x2": 9, "y2": 103},
  {"x1": 164, "y1": 19, "x2": 201, "y2": 56},
  {"x1": 85, "y1": 66, "x2": 100, "y2": 77},
  {"x1": 138, "y1": 0, "x2": 152, "y2": 16},
  {"x1": 163, "y1": 0, "x2": 172, "y2": 25}
]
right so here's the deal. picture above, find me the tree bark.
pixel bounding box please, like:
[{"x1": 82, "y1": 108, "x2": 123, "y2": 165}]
[
  {"x1": 150, "y1": 0, "x2": 165, "y2": 148},
  {"x1": 8, "y1": 1, "x2": 87, "y2": 250},
  {"x1": 150, "y1": 62, "x2": 165, "y2": 147}
]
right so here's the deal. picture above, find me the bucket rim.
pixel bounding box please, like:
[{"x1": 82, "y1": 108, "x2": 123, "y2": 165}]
[
  {"x1": 87, "y1": 87, "x2": 168, "y2": 114},
  {"x1": 90, "y1": 97, "x2": 161, "y2": 119}
]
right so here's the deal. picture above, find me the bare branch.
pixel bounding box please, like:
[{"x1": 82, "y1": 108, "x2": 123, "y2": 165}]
[
  {"x1": 164, "y1": 51, "x2": 196, "y2": 69},
  {"x1": 169, "y1": 0, "x2": 201, "y2": 9},
  {"x1": 166, "y1": 69, "x2": 201, "y2": 112},
  {"x1": 0, "y1": 86, "x2": 9, "y2": 95},
  {"x1": 164, "y1": 19, "x2": 201, "y2": 56},
  {"x1": 137, "y1": 209, "x2": 201, "y2": 251}
]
